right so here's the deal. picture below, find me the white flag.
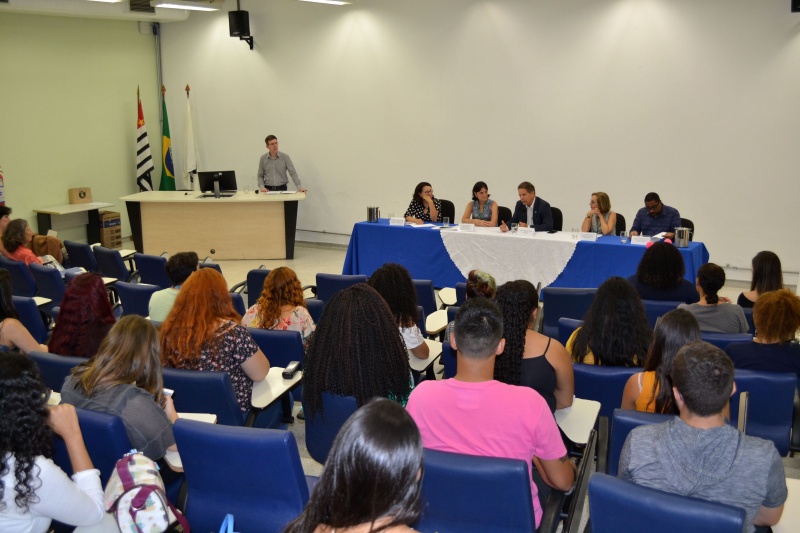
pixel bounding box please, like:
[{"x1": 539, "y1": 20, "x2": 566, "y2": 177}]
[{"x1": 183, "y1": 89, "x2": 200, "y2": 191}]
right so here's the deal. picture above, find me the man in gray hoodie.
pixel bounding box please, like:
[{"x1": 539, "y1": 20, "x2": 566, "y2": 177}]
[{"x1": 619, "y1": 341, "x2": 786, "y2": 533}]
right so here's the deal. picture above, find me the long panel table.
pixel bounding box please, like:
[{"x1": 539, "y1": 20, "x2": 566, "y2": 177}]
[{"x1": 343, "y1": 220, "x2": 709, "y2": 288}]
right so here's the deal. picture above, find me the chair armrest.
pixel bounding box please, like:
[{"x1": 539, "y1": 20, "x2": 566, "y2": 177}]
[
  {"x1": 596, "y1": 416, "x2": 609, "y2": 475},
  {"x1": 302, "y1": 284, "x2": 317, "y2": 298},
  {"x1": 791, "y1": 389, "x2": 800, "y2": 454},
  {"x1": 539, "y1": 488, "x2": 567, "y2": 533},
  {"x1": 230, "y1": 280, "x2": 246, "y2": 294},
  {"x1": 126, "y1": 270, "x2": 140, "y2": 283}
]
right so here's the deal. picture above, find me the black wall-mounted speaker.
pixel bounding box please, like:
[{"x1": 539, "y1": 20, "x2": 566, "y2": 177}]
[
  {"x1": 793, "y1": 0, "x2": 800, "y2": 13},
  {"x1": 229, "y1": 10, "x2": 250, "y2": 38}
]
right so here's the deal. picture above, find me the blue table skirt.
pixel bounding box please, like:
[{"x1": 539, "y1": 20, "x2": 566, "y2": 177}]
[{"x1": 343, "y1": 220, "x2": 710, "y2": 289}]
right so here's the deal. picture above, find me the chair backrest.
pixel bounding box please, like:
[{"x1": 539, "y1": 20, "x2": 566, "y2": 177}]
[
  {"x1": 161, "y1": 367, "x2": 243, "y2": 426},
  {"x1": 608, "y1": 409, "x2": 675, "y2": 476},
  {"x1": 248, "y1": 328, "x2": 304, "y2": 368},
  {"x1": 700, "y1": 332, "x2": 753, "y2": 351},
  {"x1": 115, "y1": 281, "x2": 159, "y2": 317},
  {"x1": 29, "y1": 263, "x2": 65, "y2": 306},
  {"x1": 551, "y1": 206, "x2": 563, "y2": 231},
  {"x1": 588, "y1": 473, "x2": 745, "y2": 533},
  {"x1": 441, "y1": 339, "x2": 457, "y2": 379},
  {"x1": 642, "y1": 299, "x2": 683, "y2": 329},
  {"x1": 557, "y1": 317, "x2": 584, "y2": 346},
  {"x1": 497, "y1": 205, "x2": 512, "y2": 226},
  {"x1": 198, "y1": 262, "x2": 223, "y2": 274},
  {"x1": 53, "y1": 408, "x2": 133, "y2": 486},
  {"x1": 93, "y1": 245, "x2": 131, "y2": 281},
  {"x1": 416, "y1": 448, "x2": 535, "y2": 533},
  {"x1": 305, "y1": 298, "x2": 324, "y2": 323},
  {"x1": 455, "y1": 282, "x2": 467, "y2": 305},
  {"x1": 174, "y1": 419, "x2": 310, "y2": 533},
  {"x1": 729, "y1": 369, "x2": 796, "y2": 456},
  {"x1": 413, "y1": 279, "x2": 437, "y2": 319},
  {"x1": 230, "y1": 292, "x2": 246, "y2": 316},
  {"x1": 572, "y1": 363, "x2": 638, "y2": 420},
  {"x1": 28, "y1": 351, "x2": 88, "y2": 391},
  {"x1": 680, "y1": 218, "x2": 695, "y2": 241},
  {"x1": 0, "y1": 256, "x2": 38, "y2": 297},
  {"x1": 446, "y1": 305, "x2": 459, "y2": 324},
  {"x1": 133, "y1": 253, "x2": 171, "y2": 289},
  {"x1": 416, "y1": 305, "x2": 427, "y2": 336},
  {"x1": 315, "y1": 273, "x2": 366, "y2": 304},
  {"x1": 303, "y1": 393, "x2": 358, "y2": 464},
  {"x1": 616, "y1": 213, "x2": 627, "y2": 234},
  {"x1": 539, "y1": 287, "x2": 596, "y2": 338},
  {"x1": 439, "y1": 199, "x2": 456, "y2": 222},
  {"x1": 742, "y1": 308, "x2": 755, "y2": 335},
  {"x1": 11, "y1": 295, "x2": 48, "y2": 344},
  {"x1": 64, "y1": 240, "x2": 100, "y2": 272},
  {"x1": 246, "y1": 268, "x2": 271, "y2": 304}
]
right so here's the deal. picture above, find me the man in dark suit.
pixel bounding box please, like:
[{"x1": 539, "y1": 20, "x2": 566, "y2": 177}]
[{"x1": 500, "y1": 181, "x2": 553, "y2": 232}]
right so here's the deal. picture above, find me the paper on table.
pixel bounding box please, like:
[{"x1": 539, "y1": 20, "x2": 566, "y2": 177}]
[{"x1": 409, "y1": 223, "x2": 436, "y2": 228}]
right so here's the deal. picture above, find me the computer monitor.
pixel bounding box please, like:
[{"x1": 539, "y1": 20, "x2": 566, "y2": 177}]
[{"x1": 198, "y1": 171, "x2": 237, "y2": 196}]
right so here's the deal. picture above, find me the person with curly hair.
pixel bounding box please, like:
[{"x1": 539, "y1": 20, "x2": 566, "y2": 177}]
[
  {"x1": 404, "y1": 182, "x2": 441, "y2": 224},
  {"x1": 0, "y1": 269, "x2": 48, "y2": 354},
  {"x1": 627, "y1": 241, "x2": 699, "y2": 304},
  {"x1": 284, "y1": 398, "x2": 423, "y2": 533},
  {"x1": 241, "y1": 266, "x2": 315, "y2": 346},
  {"x1": 0, "y1": 352, "x2": 105, "y2": 531},
  {"x1": 738, "y1": 251, "x2": 784, "y2": 309},
  {"x1": 160, "y1": 268, "x2": 270, "y2": 416},
  {"x1": 461, "y1": 181, "x2": 498, "y2": 227},
  {"x1": 1, "y1": 219, "x2": 43, "y2": 266},
  {"x1": 492, "y1": 280, "x2": 573, "y2": 412},
  {"x1": 48, "y1": 273, "x2": 115, "y2": 358},
  {"x1": 149, "y1": 251, "x2": 199, "y2": 322},
  {"x1": 726, "y1": 289, "x2": 800, "y2": 380},
  {"x1": 568, "y1": 277, "x2": 651, "y2": 366},
  {"x1": 679, "y1": 263, "x2": 748, "y2": 333},
  {"x1": 621, "y1": 309, "x2": 701, "y2": 413},
  {"x1": 368, "y1": 263, "x2": 429, "y2": 360},
  {"x1": 302, "y1": 284, "x2": 412, "y2": 420}
]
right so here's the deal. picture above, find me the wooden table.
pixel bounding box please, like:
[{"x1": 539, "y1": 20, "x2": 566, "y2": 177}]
[
  {"x1": 33, "y1": 202, "x2": 115, "y2": 244},
  {"x1": 773, "y1": 478, "x2": 800, "y2": 533}
]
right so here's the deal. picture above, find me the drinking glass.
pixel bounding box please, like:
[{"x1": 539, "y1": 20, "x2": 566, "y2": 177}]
[
  {"x1": 620, "y1": 231, "x2": 628, "y2": 244},
  {"x1": 511, "y1": 223, "x2": 519, "y2": 233},
  {"x1": 443, "y1": 217, "x2": 450, "y2": 227},
  {"x1": 571, "y1": 227, "x2": 579, "y2": 240}
]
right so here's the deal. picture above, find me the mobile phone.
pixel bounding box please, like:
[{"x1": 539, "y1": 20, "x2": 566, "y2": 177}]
[
  {"x1": 162, "y1": 388, "x2": 174, "y2": 397},
  {"x1": 282, "y1": 361, "x2": 301, "y2": 379}
]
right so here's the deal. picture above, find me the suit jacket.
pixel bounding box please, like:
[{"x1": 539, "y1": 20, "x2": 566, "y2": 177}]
[{"x1": 510, "y1": 196, "x2": 554, "y2": 232}]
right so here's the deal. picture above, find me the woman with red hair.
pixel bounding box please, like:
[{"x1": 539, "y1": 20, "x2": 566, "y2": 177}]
[
  {"x1": 160, "y1": 268, "x2": 270, "y2": 416},
  {"x1": 49, "y1": 273, "x2": 115, "y2": 357}
]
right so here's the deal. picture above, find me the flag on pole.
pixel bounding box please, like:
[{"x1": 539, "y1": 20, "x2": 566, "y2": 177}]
[
  {"x1": 136, "y1": 88, "x2": 154, "y2": 192},
  {"x1": 159, "y1": 85, "x2": 176, "y2": 191},
  {"x1": 183, "y1": 85, "x2": 200, "y2": 191}
]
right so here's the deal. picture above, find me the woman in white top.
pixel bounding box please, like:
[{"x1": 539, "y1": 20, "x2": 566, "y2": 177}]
[
  {"x1": 580, "y1": 192, "x2": 617, "y2": 236},
  {"x1": 461, "y1": 181, "x2": 498, "y2": 227},
  {"x1": 0, "y1": 352, "x2": 104, "y2": 533}
]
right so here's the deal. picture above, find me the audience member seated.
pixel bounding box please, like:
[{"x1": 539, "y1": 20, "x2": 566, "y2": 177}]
[
  {"x1": 149, "y1": 251, "x2": 199, "y2": 322},
  {"x1": 0, "y1": 268, "x2": 48, "y2": 354},
  {"x1": 284, "y1": 398, "x2": 423, "y2": 533},
  {"x1": 161, "y1": 268, "x2": 270, "y2": 414},
  {"x1": 0, "y1": 352, "x2": 105, "y2": 531},
  {"x1": 500, "y1": 181, "x2": 554, "y2": 232},
  {"x1": 303, "y1": 284, "x2": 412, "y2": 419},
  {"x1": 61, "y1": 316, "x2": 178, "y2": 470},
  {"x1": 241, "y1": 266, "x2": 315, "y2": 346},
  {"x1": 627, "y1": 241, "x2": 700, "y2": 303},
  {"x1": 679, "y1": 263, "x2": 748, "y2": 333},
  {"x1": 368, "y1": 263, "x2": 429, "y2": 360},
  {"x1": 443, "y1": 269, "x2": 496, "y2": 340},
  {"x1": 580, "y1": 191, "x2": 617, "y2": 235},
  {"x1": 738, "y1": 251, "x2": 783, "y2": 309},
  {"x1": 406, "y1": 299, "x2": 575, "y2": 530},
  {"x1": 1, "y1": 219, "x2": 43, "y2": 266},
  {"x1": 460, "y1": 181, "x2": 498, "y2": 227},
  {"x1": 629, "y1": 192, "x2": 681, "y2": 240},
  {"x1": 49, "y1": 272, "x2": 115, "y2": 358},
  {"x1": 404, "y1": 181, "x2": 442, "y2": 224},
  {"x1": 619, "y1": 341, "x2": 787, "y2": 533},
  {"x1": 621, "y1": 309, "x2": 701, "y2": 413},
  {"x1": 726, "y1": 289, "x2": 800, "y2": 380},
  {"x1": 0, "y1": 205, "x2": 11, "y2": 256},
  {"x1": 493, "y1": 280, "x2": 573, "y2": 412},
  {"x1": 567, "y1": 277, "x2": 651, "y2": 366}
]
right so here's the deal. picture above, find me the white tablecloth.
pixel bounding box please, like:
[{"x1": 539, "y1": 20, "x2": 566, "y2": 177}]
[{"x1": 440, "y1": 227, "x2": 579, "y2": 286}]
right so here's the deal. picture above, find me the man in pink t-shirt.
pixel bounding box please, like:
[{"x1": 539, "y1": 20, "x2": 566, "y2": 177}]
[{"x1": 406, "y1": 298, "x2": 574, "y2": 528}]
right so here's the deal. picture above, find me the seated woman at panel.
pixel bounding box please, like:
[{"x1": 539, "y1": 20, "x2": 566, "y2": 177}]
[
  {"x1": 738, "y1": 251, "x2": 783, "y2": 309},
  {"x1": 0, "y1": 352, "x2": 105, "y2": 532},
  {"x1": 284, "y1": 398, "x2": 423, "y2": 533},
  {"x1": 49, "y1": 273, "x2": 116, "y2": 358},
  {"x1": 404, "y1": 182, "x2": 442, "y2": 224},
  {"x1": 368, "y1": 263, "x2": 429, "y2": 360},
  {"x1": 303, "y1": 284, "x2": 412, "y2": 420},
  {"x1": 241, "y1": 266, "x2": 315, "y2": 346},
  {"x1": 626, "y1": 241, "x2": 700, "y2": 304},
  {"x1": 621, "y1": 309, "x2": 701, "y2": 413},
  {"x1": 0, "y1": 268, "x2": 48, "y2": 354},
  {"x1": 461, "y1": 181, "x2": 498, "y2": 227},
  {"x1": 1, "y1": 219, "x2": 43, "y2": 266},
  {"x1": 61, "y1": 316, "x2": 178, "y2": 466},
  {"x1": 568, "y1": 277, "x2": 651, "y2": 367},
  {"x1": 726, "y1": 289, "x2": 800, "y2": 379},
  {"x1": 580, "y1": 191, "x2": 617, "y2": 236},
  {"x1": 678, "y1": 263, "x2": 748, "y2": 334},
  {"x1": 161, "y1": 268, "x2": 270, "y2": 417},
  {"x1": 493, "y1": 280, "x2": 573, "y2": 412}
]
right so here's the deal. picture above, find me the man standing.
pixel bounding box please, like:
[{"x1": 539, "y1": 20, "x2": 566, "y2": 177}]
[
  {"x1": 257, "y1": 135, "x2": 307, "y2": 192},
  {"x1": 406, "y1": 298, "x2": 574, "y2": 529},
  {"x1": 629, "y1": 192, "x2": 681, "y2": 240},
  {"x1": 619, "y1": 341, "x2": 786, "y2": 533},
  {"x1": 501, "y1": 182, "x2": 553, "y2": 232}
]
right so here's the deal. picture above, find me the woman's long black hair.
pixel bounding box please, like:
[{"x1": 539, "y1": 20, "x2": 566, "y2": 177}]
[{"x1": 493, "y1": 280, "x2": 538, "y2": 385}]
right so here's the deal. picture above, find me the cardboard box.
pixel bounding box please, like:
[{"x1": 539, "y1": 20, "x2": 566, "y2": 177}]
[
  {"x1": 98, "y1": 211, "x2": 121, "y2": 229},
  {"x1": 68, "y1": 187, "x2": 93, "y2": 204},
  {"x1": 98, "y1": 211, "x2": 122, "y2": 248}
]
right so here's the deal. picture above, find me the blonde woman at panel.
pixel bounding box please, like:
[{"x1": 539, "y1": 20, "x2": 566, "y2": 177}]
[{"x1": 580, "y1": 192, "x2": 617, "y2": 236}]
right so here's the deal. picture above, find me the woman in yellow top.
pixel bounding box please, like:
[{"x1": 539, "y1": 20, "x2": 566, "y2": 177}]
[
  {"x1": 580, "y1": 192, "x2": 617, "y2": 236},
  {"x1": 621, "y1": 309, "x2": 701, "y2": 413}
]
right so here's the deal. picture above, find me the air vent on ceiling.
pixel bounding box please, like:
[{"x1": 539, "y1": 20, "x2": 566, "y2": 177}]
[{"x1": 130, "y1": 0, "x2": 155, "y2": 13}]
